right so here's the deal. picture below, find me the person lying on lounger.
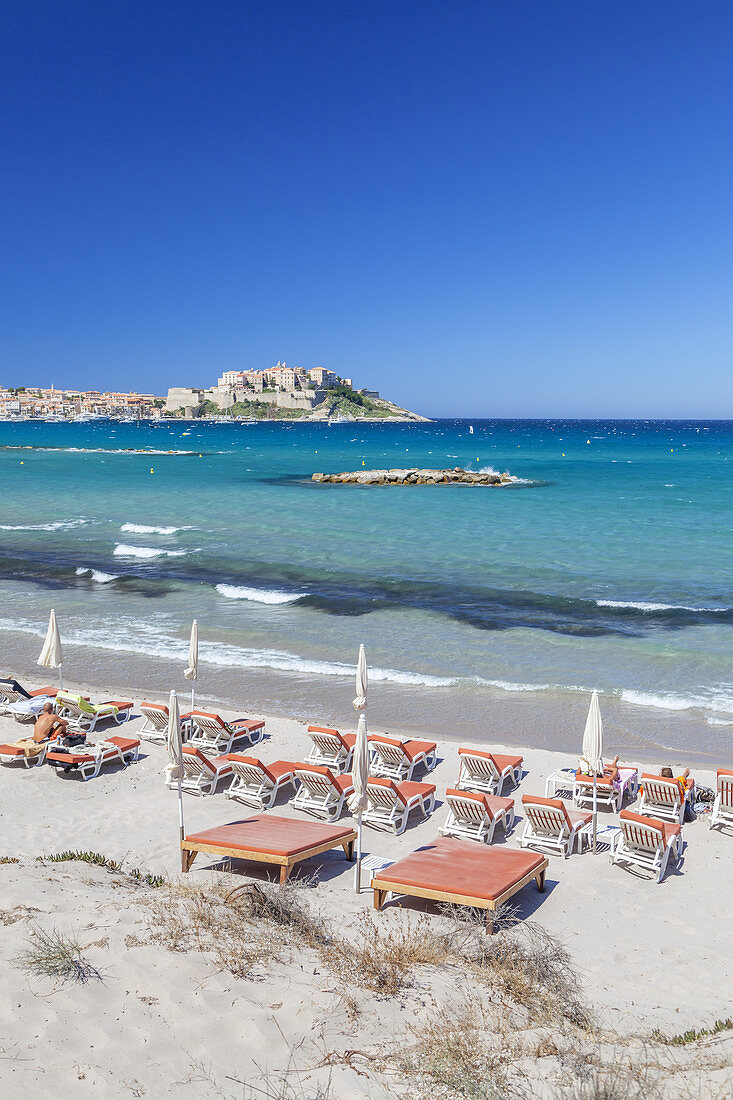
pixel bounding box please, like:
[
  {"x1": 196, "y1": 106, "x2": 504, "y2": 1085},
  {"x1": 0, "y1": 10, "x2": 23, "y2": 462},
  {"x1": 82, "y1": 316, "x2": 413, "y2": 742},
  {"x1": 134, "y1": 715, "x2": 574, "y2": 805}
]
[
  {"x1": 661, "y1": 766, "x2": 696, "y2": 820},
  {"x1": 33, "y1": 702, "x2": 68, "y2": 743},
  {"x1": 578, "y1": 753, "x2": 620, "y2": 782}
]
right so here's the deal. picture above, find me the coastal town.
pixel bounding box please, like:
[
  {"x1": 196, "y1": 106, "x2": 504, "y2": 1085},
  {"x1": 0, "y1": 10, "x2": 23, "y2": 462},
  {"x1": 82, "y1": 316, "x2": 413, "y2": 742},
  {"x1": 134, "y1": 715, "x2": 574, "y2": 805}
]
[{"x1": 0, "y1": 363, "x2": 426, "y2": 422}]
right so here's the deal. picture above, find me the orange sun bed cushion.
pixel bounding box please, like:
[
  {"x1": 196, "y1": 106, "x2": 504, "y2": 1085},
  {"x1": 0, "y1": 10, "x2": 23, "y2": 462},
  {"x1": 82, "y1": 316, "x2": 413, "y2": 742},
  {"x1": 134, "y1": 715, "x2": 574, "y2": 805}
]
[
  {"x1": 307, "y1": 725, "x2": 356, "y2": 750},
  {"x1": 47, "y1": 735, "x2": 140, "y2": 766},
  {"x1": 367, "y1": 777, "x2": 436, "y2": 804},
  {"x1": 445, "y1": 788, "x2": 514, "y2": 819},
  {"x1": 458, "y1": 747, "x2": 523, "y2": 770},
  {"x1": 295, "y1": 763, "x2": 353, "y2": 793},
  {"x1": 620, "y1": 809, "x2": 681, "y2": 846},
  {"x1": 375, "y1": 836, "x2": 545, "y2": 902},
  {"x1": 368, "y1": 735, "x2": 436, "y2": 760},
  {"x1": 523, "y1": 794, "x2": 592, "y2": 829},
  {"x1": 226, "y1": 756, "x2": 296, "y2": 783},
  {"x1": 183, "y1": 815, "x2": 355, "y2": 858}
]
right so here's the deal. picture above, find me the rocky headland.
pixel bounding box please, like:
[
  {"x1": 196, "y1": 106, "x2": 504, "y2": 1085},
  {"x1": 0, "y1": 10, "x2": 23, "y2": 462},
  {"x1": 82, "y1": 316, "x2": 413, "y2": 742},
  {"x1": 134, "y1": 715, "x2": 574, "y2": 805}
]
[{"x1": 312, "y1": 466, "x2": 513, "y2": 485}]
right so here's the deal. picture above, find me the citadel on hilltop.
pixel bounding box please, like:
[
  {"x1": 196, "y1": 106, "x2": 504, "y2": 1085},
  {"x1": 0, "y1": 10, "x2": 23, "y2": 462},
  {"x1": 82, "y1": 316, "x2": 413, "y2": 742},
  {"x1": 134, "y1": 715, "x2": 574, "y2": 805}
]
[
  {"x1": 165, "y1": 362, "x2": 427, "y2": 420},
  {"x1": 0, "y1": 363, "x2": 427, "y2": 422}
]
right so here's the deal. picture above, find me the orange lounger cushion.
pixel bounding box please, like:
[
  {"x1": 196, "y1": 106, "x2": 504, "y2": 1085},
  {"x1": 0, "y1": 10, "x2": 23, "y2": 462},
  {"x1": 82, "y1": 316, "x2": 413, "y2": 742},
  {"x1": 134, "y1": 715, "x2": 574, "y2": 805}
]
[
  {"x1": 376, "y1": 836, "x2": 546, "y2": 903},
  {"x1": 445, "y1": 788, "x2": 514, "y2": 818},
  {"x1": 47, "y1": 735, "x2": 140, "y2": 766},
  {"x1": 307, "y1": 725, "x2": 357, "y2": 749},
  {"x1": 620, "y1": 809, "x2": 681, "y2": 846},
  {"x1": 369, "y1": 735, "x2": 436, "y2": 760},
  {"x1": 458, "y1": 747, "x2": 523, "y2": 769},
  {"x1": 183, "y1": 815, "x2": 355, "y2": 859},
  {"x1": 575, "y1": 769, "x2": 614, "y2": 787},
  {"x1": 522, "y1": 793, "x2": 592, "y2": 830},
  {"x1": 368, "y1": 778, "x2": 436, "y2": 805},
  {"x1": 295, "y1": 763, "x2": 354, "y2": 793},
  {"x1": 226, "y1": 756, "x2": 296, "y2": 783},
  {"x1": 229, "y1": 718, "x2": 265, "y2": 732},
  {"x1": 718, "y1": 768, "x2": 733, "y2": 779}
]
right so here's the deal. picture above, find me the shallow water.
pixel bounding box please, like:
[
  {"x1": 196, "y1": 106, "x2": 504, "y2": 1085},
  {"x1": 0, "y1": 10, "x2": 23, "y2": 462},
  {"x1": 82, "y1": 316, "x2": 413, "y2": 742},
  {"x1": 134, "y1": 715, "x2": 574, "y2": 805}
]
[{"x1": 0, "y1": 417, "x2": 731, "y2": 758}]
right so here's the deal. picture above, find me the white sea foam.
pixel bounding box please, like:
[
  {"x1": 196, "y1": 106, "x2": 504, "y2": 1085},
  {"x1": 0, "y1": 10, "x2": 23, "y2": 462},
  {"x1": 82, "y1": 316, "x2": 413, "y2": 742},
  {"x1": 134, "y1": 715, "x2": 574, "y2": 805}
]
[
  {"x1": 75, "y1": 567, "x2": 119, "y2": 584},
  {"x1": 113, "y1": 543, "x2": 189, "y2": 559},
  {"x1": 0, "y1": 519, "x2": 86, "y2": 531},
  {"x1": 621, "y1": 689, "x2": 733, "y2": 716},
  {"x1": 0, "y1": 616, "x2": 458, "y2": 687},
  {"x1": 215, "y1": 584, "x2": 305, "y2": 605},
  {"x1": 596, "y1": 599, "x2": 729, "y2": 613},
  {"x1": 477, "y1": 465, "x2": 535, "y2": 486},
  {"x1": 120, "y1": 523, "x2": 194, "y2": 535}
]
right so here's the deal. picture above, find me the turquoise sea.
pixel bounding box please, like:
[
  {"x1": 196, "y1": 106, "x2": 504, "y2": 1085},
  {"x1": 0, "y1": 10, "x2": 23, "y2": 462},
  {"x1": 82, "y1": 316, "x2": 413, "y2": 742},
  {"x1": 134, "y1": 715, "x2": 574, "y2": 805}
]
[{"x1": 0, "y1": 418, "x2": 731, "y2": 763}]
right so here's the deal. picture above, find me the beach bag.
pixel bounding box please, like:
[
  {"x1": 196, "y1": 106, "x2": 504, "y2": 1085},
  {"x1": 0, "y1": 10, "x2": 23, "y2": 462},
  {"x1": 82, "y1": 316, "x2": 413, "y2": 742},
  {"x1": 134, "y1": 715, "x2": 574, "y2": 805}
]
[
  {"x1": 59, "y1": 733, "x2": 86, "y2": 749},
  {"x1": 695, "y1": 784, "x2": 715, "y2": 803}
]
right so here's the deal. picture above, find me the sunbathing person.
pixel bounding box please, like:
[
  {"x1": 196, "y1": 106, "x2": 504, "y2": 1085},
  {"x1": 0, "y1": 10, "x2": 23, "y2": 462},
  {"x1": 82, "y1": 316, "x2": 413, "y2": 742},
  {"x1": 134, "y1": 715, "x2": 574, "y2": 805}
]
[
  {"x1": 661, "y1": 765, "x2": 696, "y2": 820},
  {"x1": 1, "y1": 703, "x2": 68, "y2": 762},
  {"x1": 33, "y1": 702, "x2": 68, "y2": 743}
]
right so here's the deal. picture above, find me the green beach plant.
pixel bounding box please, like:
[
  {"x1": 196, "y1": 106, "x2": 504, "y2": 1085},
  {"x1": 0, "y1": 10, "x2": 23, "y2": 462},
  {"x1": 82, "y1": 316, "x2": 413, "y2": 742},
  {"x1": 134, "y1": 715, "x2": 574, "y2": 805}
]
[
  {"x1": 18, "y1": 924, "x2": 102, "y2": 985},
  {"x1": 38, "y1": 850, "x2": 165, "y2": 888}
]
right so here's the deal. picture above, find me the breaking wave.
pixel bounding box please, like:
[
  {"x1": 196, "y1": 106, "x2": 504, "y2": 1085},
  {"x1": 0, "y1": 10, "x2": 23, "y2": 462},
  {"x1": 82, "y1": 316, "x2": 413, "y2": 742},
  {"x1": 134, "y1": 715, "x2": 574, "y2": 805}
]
[
  {"x1": 113, "y1": 543, "x2": 190, "y2": 559},
  {"x1": 120, "y1": 523, "x2": 194, "y2": 535},
  {"x1": 215, "y1": 584, "x2": 306, "y2": 605},
  {"x1": 0, "y1": 520, "x2": 86, "y2": 531},
  {"x1": 75, "y1": 567, "x2": 119, "y2": 584}
]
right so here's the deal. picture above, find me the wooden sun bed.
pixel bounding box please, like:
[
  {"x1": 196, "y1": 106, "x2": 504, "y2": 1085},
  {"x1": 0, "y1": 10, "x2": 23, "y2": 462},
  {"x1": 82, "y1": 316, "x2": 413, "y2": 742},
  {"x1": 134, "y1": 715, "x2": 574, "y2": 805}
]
[
  {"x1": 180, "y1": 814, "x2": 357, "y2": 882},
  {"x1": 372, "y1": 836, "x2": 548, "y2": 932}
]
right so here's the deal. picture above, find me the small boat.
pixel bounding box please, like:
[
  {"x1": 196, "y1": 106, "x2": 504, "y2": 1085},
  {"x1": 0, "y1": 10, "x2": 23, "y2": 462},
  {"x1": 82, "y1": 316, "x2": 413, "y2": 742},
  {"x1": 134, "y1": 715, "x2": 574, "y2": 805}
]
[{"x1": 328, "y1": 412, "x2": 353, "y2": 425}]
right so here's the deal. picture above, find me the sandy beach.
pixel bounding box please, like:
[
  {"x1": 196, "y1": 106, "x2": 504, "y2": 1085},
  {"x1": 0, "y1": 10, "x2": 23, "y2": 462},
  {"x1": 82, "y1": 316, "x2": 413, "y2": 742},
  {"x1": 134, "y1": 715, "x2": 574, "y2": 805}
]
[{"x1": 1, "y1": 685, "x2": 731, "y2": 1098}]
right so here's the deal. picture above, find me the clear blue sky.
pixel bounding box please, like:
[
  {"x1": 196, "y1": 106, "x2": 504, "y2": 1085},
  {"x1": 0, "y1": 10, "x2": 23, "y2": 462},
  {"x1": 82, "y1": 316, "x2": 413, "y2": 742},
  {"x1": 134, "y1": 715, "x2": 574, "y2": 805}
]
[{"x1": 1, "y1": 1, "x2": 731, "y2": 417}]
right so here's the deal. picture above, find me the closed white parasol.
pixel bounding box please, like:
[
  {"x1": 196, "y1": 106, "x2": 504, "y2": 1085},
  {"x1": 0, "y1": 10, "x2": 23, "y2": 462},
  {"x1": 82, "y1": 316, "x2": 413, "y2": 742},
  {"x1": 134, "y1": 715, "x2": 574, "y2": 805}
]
[
  {"x1": 582, "y1": 690, "x2": 604, "y2": 853},
  {"x1": 167, "y1": 689, "x2": 186, "y2": 865},
  {"x1": 184, "y1": 619, "x2": 198, "y2": 710},
  {"x1": 348, "y1": 644, "x2": 369, "y2": 891},
  {"x1": 38, "y1": 609, "x2": 63, "y2": 689}
]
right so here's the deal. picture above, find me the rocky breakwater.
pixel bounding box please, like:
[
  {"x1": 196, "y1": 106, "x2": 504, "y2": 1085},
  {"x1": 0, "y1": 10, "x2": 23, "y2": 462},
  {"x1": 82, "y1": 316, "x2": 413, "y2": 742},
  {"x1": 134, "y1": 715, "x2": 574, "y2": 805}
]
[{"x1": 312, "y1": 467, "x2": 513, "y2": 486}]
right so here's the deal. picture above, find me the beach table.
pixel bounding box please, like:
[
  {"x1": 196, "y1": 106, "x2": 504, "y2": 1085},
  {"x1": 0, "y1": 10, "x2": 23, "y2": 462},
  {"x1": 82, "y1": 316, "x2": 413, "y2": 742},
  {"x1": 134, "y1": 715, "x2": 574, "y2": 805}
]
[
  {"x1": 372, "y1": 836, "x2": 549, "y2": 933},
  {"x1": 180, "y1": 814, "x2": 357, "y2": 883}
]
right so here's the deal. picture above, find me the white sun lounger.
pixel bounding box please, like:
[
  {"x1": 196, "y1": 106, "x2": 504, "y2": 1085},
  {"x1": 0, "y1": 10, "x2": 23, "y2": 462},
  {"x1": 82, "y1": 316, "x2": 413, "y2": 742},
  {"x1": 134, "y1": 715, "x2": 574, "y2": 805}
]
[
  {"x1": 139, "y1": 701, "x2": 193, "y2": 743},
  {"x1": 610, "y1": 810, "x2": 682, "y2": 883},
  {"x1": 46, "y1": 735, "x2": 140, "y2": 781},
  {"x1": 367, "y1": 735, "x2": 437, "y2": 781},
  {"x1": 363, "y1": 778, "x2": 436, "y2": 835},
  {"x1": 708, "y1": 769, "x2": 733, "y2": 832},
  {"x1": 456, "y1": 747, "x2": 523, "y2": 796},
  {"x1": 187, "y1": 711, "x2": 265, "y2": 755},
  {"x1": 225, "y1": 756, "x2": 298, "y2": 810},
  {"x1": 519, "y1": 795, "x2": 593, "y2": 858},
  {"x1": 638, "y1": 774, "x2": 686, "y2": 824},
  {"x1": 291, "y1": 764, "x2": 354, "y2": 822},
  {"x1": 4, "y1": 696, "x2": 55, "y2": 723},
  {"x1": 439, "y1": 788, "x2": 515, "y2": 844},
  {"x1": 306, "y1": 726, "x2": 357, "y2": 773},
  {"x1": 573, "y1": 766, "x2": 638, "y2": 813},
  {"x1": 165, "y1": 746, "x2": 234, "y2": 796},
  {"x1": 0, "y1": 734, "x2": 61, "y2": 768},
  {"x1": 0, "y1": 678, "x2": 56, "y2": 717},
  {"x1": 55, "y1": 692, "x2": 133, "y2": 734}
]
